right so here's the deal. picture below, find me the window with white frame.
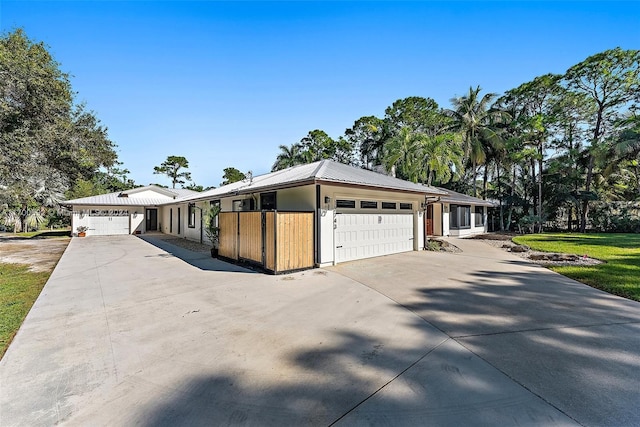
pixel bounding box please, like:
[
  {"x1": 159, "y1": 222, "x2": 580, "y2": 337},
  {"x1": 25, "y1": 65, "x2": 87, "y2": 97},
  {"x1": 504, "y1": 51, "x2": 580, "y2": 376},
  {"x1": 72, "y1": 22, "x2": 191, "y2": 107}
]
[{"x1": 450, "y1": 204, "x2": 471, "y2": 229}]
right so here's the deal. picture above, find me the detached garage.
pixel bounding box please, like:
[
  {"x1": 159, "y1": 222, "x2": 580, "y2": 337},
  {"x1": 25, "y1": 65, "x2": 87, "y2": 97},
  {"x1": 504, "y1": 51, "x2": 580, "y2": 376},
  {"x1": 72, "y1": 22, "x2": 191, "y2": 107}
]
[
  {"x1": 87, "y1": 209, "x2": 130, "y2": 235},
  {"x1": 65, "y1": 186, "x2": 197, "y2": 236}
]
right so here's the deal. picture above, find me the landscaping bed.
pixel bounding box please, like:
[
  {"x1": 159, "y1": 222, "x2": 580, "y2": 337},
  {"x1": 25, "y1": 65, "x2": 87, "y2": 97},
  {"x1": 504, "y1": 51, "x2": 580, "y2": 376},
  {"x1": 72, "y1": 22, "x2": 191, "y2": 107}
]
[
  {"x1": 473, "y1": 234, "x2": 603, "y2": 267},
  {"x1": 473, "y1": 233, "x2": 640, "y2": 302}
]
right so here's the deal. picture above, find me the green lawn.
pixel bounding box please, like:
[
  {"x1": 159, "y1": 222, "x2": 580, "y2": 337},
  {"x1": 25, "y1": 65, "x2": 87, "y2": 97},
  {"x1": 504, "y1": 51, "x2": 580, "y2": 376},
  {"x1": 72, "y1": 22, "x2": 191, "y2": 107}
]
[
  {"x1": 6, "y1": 229, "x2": 70, "y2": 239},
  {"x1": 513, "y1": 233, "x2": 640, "y2": 301},
  {"x1": 0, "y1": 263, "x2": 50, "y2": 358}
]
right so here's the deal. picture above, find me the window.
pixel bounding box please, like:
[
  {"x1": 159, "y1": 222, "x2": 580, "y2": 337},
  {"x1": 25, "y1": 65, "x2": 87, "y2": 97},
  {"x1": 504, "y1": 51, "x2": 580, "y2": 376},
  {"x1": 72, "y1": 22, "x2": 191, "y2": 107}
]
[
  {"x1": 382, "y1": 202, "x2": 397, "y2": 210},
  {"x1": 399, "y1": 203, "x2": 412, "y2": 210},
  {"x1": 450, "y1": 204, "x2": 471, "y2": 229},
  {"x1": 260, "y1": 192, "x2": 276, "y2": 210},
  {"x1": 188, "y1": 204, "x2": 196, "y2": 228},
  {"x1": 336, "y1": 199, "x2": 356, "y2": 208},
  {"x1": 210, "y1": 200, "x2": 220, "y2": 228},
  {"x1": 360, "y1": 201, "x2": 377, "y2": 209},
  {"x1": 233, "y1": 199, "x2": 255, "y2": 211},
  {"x1": 475, "y1": 206, "x2": 484, "y2": 226}
]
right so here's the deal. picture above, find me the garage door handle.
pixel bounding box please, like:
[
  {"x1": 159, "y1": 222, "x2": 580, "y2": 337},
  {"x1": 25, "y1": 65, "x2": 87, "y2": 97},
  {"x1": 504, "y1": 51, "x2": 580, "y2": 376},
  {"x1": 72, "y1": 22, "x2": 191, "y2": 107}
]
[{"x1": 336, "y1": 245, "x2": 343, "y2": 248}]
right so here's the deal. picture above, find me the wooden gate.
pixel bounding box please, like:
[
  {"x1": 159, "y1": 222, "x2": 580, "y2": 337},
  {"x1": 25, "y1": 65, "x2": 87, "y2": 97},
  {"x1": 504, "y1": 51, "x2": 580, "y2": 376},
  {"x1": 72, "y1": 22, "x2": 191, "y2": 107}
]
[
  {"x1": 219, "y1": 212, "x2": 238, "y2": 260},
  {"x1": 239, "y1": 212, "x2": 262, "y2": 263},
  {"x1": 218, "y1": 211, "x2": 314, "y2": 274}
]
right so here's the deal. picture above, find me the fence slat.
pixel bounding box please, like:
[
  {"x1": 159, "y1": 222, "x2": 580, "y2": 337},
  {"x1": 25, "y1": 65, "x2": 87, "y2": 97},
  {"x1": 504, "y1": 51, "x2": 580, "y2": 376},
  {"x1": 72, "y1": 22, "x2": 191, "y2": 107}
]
[{"x1": 219, "y1": 212, "x2": 238, "y2": 260}]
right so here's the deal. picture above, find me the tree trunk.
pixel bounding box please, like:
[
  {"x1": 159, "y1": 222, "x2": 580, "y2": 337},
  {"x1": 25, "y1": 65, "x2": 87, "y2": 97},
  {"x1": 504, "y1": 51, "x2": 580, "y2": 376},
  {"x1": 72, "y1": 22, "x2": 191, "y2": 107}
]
[
  {"x1": 538, "y1": 141, "x2": 544, "y2": 233},
  {"x1": 482, "y1": 164, "x2": 489, "y2": 200},
  {"x1": 579, "y1": 105, "x2": 604, "y2": 233},
  {"x1": 506, "y1": 164, "x2": 517, "y2": 231},
  {"x1": 472, "y1": 159, "x2": 478, "y2": 197},
  {"x1": 497, "y1": 165, "x2": 504, "y2": 231},
  {"x1": 531, "y1": 157, "x2": 537, "y2": 216},
  {"x1": 20, "y1": 203, "x2": 28, "y2": 233},
  {"x1": 579, "y1": 154, "x2": 595, "y2": 232}
]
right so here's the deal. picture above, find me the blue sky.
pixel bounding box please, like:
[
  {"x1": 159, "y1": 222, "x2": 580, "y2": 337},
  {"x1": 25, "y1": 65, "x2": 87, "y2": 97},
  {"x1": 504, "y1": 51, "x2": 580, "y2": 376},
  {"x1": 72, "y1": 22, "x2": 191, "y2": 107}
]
[{"x1": 2, "y1": 1, "x2": 639, "y2": 188}]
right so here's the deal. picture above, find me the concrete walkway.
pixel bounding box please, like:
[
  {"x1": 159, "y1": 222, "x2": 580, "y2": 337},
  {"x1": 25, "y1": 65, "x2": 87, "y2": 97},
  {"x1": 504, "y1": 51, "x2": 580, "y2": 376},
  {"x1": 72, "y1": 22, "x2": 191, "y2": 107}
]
[{"x1": 1, "y1": 236, "x2": 639, "y2": 426}]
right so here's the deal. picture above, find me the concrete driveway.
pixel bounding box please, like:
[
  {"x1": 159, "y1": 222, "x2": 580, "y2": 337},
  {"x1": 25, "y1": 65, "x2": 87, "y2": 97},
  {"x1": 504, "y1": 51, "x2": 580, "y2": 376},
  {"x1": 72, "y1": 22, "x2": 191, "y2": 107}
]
[{"x1": 1, "y1": 236, "x2": 639, "y2": 426}]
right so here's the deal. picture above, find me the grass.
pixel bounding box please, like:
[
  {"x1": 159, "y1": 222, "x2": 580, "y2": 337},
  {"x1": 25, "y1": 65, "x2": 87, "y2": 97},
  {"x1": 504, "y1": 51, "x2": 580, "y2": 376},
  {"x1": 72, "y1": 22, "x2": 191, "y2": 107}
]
[
  {"x1": 513, "y1": 233, "x2": 640, "y2": 302},
  {"x1": 5, "y1": 229, "x2": 70, "y2": 239},
  {"x1": 0, "y1": 263, "x2": 51, "y2": 358}
]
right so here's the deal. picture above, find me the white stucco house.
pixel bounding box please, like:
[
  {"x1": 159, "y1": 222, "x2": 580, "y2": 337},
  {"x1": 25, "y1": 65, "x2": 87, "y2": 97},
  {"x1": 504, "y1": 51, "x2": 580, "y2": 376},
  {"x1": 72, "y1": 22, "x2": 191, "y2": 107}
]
[
  {"x1": 65, "y1": 161, "x2": 494, "y2": 268},
  {"x1": 66, "y1": 186, "x2": 198, "y2": 237}
]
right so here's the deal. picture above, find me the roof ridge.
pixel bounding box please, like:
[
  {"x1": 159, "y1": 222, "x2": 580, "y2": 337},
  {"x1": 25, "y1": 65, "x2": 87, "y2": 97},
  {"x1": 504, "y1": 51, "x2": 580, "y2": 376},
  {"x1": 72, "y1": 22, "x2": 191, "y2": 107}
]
[{"x1": 311, "y1": 159, "x2": 329, "y2": 179}]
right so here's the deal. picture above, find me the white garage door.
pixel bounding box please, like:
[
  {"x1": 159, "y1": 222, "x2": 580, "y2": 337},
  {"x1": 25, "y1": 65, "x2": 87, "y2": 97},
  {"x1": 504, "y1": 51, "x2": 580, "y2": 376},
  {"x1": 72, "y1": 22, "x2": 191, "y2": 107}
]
[
  {"x1": 89, "y1": 215, "x2": 130, "y2": 235},
  {"x1": 334, "y1": 213, "x2": 414, "y2": 263}
]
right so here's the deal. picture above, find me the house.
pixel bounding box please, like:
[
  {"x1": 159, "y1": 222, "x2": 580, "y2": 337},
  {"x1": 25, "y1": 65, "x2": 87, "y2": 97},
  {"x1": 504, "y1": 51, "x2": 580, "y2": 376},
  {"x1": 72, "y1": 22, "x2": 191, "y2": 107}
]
[
  {"x1": 66, "y1": 186, "x2": 198, "y2": 236},
  {"x1": 426, "y1": 188, "x2": 496, "y2": 238},
  {"x1": 65, "y1": 161, "x2": 494, "y2": 271}
]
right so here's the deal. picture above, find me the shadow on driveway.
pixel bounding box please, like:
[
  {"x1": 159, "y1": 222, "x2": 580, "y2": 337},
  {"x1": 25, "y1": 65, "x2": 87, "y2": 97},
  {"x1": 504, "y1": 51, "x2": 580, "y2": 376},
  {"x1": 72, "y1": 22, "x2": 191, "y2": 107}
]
[{"x1": 138, "y1": 234, "x2": 254, "y2": 273}]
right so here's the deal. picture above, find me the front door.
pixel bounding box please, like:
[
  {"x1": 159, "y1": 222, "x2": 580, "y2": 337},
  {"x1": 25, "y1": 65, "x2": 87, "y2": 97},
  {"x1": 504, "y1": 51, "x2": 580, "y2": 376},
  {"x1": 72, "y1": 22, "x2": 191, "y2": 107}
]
[
  {"x1": 425, "y1": 205, "x2": 434, "y2": 236},
  {"x1": 146, "y1": 208, "x2": 158, "y2": 231}
]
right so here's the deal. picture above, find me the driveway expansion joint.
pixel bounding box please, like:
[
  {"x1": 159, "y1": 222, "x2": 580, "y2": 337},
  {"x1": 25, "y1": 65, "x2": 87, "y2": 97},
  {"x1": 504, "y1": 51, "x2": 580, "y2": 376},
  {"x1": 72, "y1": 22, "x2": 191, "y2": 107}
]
[
  {"x1": 328, "y1": 338, "x2": 451, "y2": 427},
  {"x1": 451, "y1": 319, "x2": 640, "y2": 339},
  {"x1": 453, "y1": 338, "x2": 585, "y2": 426}
]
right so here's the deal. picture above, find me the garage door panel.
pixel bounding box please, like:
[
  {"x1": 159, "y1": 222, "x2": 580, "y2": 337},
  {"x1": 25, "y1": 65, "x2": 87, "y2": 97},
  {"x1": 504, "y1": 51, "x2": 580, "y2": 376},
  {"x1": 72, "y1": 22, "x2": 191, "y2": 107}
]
[
  {"x1": 335, "y1": 213, "x2": 413, "y2": 263},
  {"x1": 89, "y1": 216, "x2": 130, "y2": 235}
]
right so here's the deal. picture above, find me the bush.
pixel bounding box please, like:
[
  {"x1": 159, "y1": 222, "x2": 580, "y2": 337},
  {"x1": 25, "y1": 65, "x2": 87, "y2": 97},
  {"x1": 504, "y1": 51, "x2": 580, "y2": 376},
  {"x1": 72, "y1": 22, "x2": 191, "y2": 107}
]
[
  {"x1": 589, "y1": 202, "x2": 640, "y2": 233},
  {"x1": 425, "y1": 240, "x2": 441, "y2": 251}
]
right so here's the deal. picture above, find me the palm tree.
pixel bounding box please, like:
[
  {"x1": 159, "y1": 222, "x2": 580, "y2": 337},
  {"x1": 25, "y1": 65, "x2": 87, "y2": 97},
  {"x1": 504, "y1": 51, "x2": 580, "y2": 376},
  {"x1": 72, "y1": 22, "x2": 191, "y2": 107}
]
[
  {"x1": 382, "y1": 127, "x2": 424, "y2": 182},
  {"x1": 271, "y1": 144, "x2": 302, "y2": 171},
  {"x1": 448, "y1": 86, "x2": 504, "y2": 197},
  {"x1": 420, "y1": 133, "x2": 463, "y2": 186}
]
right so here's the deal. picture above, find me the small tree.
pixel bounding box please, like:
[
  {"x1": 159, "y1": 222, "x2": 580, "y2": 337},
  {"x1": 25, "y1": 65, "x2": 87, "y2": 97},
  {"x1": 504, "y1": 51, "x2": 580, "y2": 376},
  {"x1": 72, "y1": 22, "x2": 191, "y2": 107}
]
[
  {"x1": 204, "y1": 204, "x2": 221, "y2": 251},
  {"x1": 153, "y1": 156, "x2": 191, "y2": 188},
  {"x1": 221, "y1": 167, "x2": 246, "y2": 185}
]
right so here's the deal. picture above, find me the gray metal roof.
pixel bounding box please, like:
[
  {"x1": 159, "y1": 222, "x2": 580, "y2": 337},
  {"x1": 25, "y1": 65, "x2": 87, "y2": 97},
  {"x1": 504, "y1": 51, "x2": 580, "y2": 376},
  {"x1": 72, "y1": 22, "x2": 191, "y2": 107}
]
[
  {"x1": 64, "y1": 185, "x2": 199, "y2": 206},
  {"x1": 437, "y1": 188, "x2": 497, "y2": 207},
  {"x1": 65, "y1": 163, "x2": 495, "y2": 208},
  {"x1": 182, "y1": 160, "x2": 447, "y2": 203}
]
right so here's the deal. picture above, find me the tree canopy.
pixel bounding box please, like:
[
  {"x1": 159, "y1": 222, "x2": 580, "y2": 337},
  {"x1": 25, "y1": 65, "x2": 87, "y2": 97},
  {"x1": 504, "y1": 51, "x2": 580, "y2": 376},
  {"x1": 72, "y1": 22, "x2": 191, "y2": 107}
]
[
  {"x1": 1, "y1": 29, "x2": 121, "y2": 231},
  {"x1": 153, "y1": 155, "x2": 192, "y2": 189},
  {"x1": 221, "y1": 167, "x2": 246, "y2": 185},
  {"x1": 269, "y1": 47, "x2": 640, "y2": 233}
]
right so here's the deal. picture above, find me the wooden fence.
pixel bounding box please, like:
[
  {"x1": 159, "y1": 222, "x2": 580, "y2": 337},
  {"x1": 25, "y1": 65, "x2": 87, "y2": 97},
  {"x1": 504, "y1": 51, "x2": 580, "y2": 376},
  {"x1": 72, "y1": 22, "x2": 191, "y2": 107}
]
[{"x1": 218, "y1": 211, "x2": 314, "y2": 274}]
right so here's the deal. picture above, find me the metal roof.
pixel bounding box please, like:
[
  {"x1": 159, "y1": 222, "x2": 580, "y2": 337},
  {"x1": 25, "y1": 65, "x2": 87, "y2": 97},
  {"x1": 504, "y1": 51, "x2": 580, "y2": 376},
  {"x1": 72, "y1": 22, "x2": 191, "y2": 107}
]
[
  {"x1": 437, "y1": 189, "x2": 497, "y2": 207},
  {"x1": 64, "y1": 163, "x2": 495, "y2": 208},
  {"x1": 64, "y1": 185, "x2": 199, "y2": 206},
  {"x1": 182, "y1": 160, "x2": 447, "y2": 203}
]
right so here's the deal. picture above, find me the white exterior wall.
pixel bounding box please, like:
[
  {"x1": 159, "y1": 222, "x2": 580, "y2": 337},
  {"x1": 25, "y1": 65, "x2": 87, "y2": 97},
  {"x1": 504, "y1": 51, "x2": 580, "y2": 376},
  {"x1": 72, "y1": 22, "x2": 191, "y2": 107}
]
[
  {"x1": 442, "y1": 204, "x2": 451, "y2": 237},
  {"x1": 416, "y1": 210, "x2": 424, "y2": 250},
  {"x1": 277, "y1": 185, "x2": 315, "y2": 211},
  {"x1": 160, "y1": 206, "x2": 172, "y2": 235},
  {"x1": 72, "y1": 205, "x2": 133, "y2": 236},
  {"x1": 317, "y1": 185, "x2": 427, "y2": 266},
  {"x1": 160, "y1": 203, "x2": 184, "y2": 236},
  {"x1": 130, "y1": 208, "x2": 145, "y2": 233},
  {"x1": 442, "y1": 203, "x2": 489, "y2": 237}
]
